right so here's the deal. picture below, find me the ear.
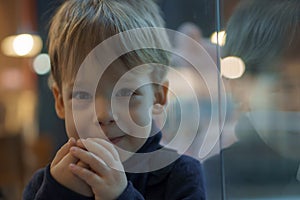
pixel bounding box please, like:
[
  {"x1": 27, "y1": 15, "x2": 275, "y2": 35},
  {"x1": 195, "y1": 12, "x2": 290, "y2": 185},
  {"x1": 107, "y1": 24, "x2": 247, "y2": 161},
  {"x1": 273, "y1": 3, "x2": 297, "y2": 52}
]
[
  {"x1": 152, "y1": 81, "x2": 169, "y2": 114},
  {"x1": 52, "y1": 83, "x2": 65, "y2": 119}
]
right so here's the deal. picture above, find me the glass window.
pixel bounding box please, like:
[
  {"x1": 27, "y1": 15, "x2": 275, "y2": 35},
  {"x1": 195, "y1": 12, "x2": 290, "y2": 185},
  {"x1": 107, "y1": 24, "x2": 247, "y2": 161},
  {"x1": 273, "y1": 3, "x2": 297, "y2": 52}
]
[{"x1": 202, "y1": 0, "x2": 300, "y2": 199}]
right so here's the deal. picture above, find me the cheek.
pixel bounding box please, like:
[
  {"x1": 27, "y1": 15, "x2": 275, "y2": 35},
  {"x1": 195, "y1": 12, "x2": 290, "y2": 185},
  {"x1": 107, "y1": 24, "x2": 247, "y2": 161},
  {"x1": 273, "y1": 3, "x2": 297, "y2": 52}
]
[
  {"x1": 274, "y1": 90, "x2": 300, "y2": 111},
  {"x1": 252, "y1": 94, "x2": 274, "y2": 110},
  {"x1": 115, "y1": 102, "x2": 152, "y2": 139},
  {"x1": 251, "y1": 90, "x2": 298, "y2": 111},
  {"x1": 115, "y1": 97, "x2": 153, "y2": 126},
  {"x1": 65, "y1": 106, "x2": 100, "y2": 139},
  {"x1": 64, "y1": 111, "x2": 78, "y2": 139},
  {"x1": 249, "y1": 82, "x2": 275, "y2": 111},
  {"x1": 128, "y1": 101, "x2": 152, "y2": 126}
]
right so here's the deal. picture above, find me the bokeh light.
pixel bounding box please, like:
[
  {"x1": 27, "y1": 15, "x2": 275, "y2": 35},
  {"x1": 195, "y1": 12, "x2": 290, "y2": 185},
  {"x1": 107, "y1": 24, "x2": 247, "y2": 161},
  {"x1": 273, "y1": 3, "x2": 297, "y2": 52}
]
[
  {"x1": 1, "y1": 34, "x2": 43, "y2": 57},
  {"x1": 33, "y1": 54, "x2": 51, "y2": 75},
  {"x1": 221, "y1": 56, "x2": 245, "y2": 79},
  {"x1": 210, "y1": 30, "x2": 226, "y2": 46}
]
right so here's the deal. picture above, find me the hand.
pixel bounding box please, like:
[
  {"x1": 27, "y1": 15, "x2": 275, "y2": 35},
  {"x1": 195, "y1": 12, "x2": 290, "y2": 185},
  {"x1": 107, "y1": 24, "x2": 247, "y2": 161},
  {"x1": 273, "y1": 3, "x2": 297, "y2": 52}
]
[
  {"x1": 50, "y1": 138, "x2": 93, "y2": 197},
  {"x1": 69, "y1": 138, "x2": 127, "y2": 200}
]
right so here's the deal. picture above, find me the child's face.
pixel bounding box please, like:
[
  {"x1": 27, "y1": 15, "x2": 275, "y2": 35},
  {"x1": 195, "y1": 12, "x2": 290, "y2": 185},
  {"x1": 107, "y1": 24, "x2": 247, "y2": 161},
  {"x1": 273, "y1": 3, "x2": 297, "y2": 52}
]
[
  {"x1": 249, "y1": 60, "x2": 300, "y2": 112},
  {"x1": 248, "y1": 59, "x2": 300, "y2": 160},
  {"x1": 53, "y1": 59, "x2": 168, "y2": 155}
]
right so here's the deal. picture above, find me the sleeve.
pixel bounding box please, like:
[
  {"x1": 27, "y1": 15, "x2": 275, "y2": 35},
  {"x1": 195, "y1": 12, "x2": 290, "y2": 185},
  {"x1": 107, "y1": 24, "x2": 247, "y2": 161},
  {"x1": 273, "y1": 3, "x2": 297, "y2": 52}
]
[
  {"x1": 23, "y1": 165, "x2": 93, "y2": 200},
  {"x1": 165, "y1": 156, "x2": 206, "y2": 200},
  {"x1": 116, "y1": 181, "x2": 144, "y2": 200}
]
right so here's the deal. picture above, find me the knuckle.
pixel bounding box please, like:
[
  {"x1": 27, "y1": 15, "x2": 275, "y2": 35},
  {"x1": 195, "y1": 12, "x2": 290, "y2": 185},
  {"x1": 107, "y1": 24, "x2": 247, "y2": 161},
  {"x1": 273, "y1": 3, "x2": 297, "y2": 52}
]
[{"x1": 83, "y1": 170, "x2": 94, "y2": 180}]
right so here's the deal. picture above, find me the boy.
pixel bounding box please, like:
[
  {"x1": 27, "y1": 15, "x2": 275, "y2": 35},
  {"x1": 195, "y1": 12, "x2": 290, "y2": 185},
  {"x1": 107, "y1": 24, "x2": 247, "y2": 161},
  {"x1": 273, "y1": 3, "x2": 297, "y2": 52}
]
[
  {"x1": 204, "y1": 0, "x2": 300, "y2": 199},
  {"x1": 23, "y1": 0, "x2": 205, "y2": 199}
]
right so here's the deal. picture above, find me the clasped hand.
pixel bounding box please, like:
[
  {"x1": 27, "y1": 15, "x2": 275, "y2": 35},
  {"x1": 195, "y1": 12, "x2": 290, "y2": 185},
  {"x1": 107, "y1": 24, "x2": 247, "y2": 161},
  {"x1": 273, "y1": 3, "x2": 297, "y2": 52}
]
[{"x1": 50, "y1": 137, "x2": 127, "y2": 200}]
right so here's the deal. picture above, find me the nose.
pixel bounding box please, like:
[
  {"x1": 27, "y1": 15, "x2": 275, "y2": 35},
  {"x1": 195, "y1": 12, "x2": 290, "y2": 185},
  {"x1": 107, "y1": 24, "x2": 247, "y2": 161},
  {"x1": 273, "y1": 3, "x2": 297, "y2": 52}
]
[{"x1": 94, "y1": 97, "x2": 115, "y2": 126}]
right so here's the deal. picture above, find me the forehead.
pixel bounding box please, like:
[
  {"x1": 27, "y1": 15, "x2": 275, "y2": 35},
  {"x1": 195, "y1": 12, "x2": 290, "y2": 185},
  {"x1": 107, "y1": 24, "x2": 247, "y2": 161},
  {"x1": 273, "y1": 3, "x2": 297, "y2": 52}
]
[
  {"x1": 66, "y1": 58, "x2": 154, "y2": 89},
  {"x1": 280, "y1": 60, "x2": 300, "y2": 78},
  {"x1": 258, "y1": 59, "x2": 300, "y2": 78},
  {"x1": 264, "y1": 59, "x2": 300, "y2": 85}
]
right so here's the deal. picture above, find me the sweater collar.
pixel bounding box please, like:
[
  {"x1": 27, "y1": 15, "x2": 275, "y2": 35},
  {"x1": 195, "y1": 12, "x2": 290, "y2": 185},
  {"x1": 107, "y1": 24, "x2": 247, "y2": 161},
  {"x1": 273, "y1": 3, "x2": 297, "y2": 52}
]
[
  {"x1": 122, "y1": 122, "x2": 162, "y2": 172},
  {"x1": 136, "y1": 122, "x2": 162, "y2": 153}
]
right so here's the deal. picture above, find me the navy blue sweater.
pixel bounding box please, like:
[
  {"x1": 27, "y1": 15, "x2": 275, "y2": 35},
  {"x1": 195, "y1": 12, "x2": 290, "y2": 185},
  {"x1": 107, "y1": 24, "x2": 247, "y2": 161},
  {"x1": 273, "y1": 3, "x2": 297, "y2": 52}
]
[{"x1": 23, "y1": 132, "x2": 206, "y2": 200}]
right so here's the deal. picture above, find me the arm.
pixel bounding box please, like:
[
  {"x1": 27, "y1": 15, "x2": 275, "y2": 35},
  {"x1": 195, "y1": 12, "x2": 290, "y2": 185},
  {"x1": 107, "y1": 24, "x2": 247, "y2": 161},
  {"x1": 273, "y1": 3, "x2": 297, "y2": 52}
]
[
  {"x1": 50, "y1": 138, "x2": 93, "y2": 197},
  {"x1": 165, "y1": 155, "x2": 206, "y2": 200},
  {"x1": 23, "y1": 167, "x2": 44, "y2": 200},
  {"x1": 23, "y1": 165, "x2": 93, "y2": 200},
  {"x1": 116, "y1": 181, "x2": 145, "y2": 200},
  {"x1": 23, "y1": 138, "x2": 93, "y2": 200}
]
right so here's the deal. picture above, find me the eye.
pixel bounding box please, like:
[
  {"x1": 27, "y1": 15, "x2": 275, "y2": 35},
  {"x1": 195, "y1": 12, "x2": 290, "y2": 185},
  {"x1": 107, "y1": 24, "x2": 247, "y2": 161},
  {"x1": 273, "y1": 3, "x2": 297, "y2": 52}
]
[
  {"x1": 115, "y1": 88, "x2": 137, "y2": 97},
  {"x1": 72, "y1": 91, "x2": 93, "y2": 100}
]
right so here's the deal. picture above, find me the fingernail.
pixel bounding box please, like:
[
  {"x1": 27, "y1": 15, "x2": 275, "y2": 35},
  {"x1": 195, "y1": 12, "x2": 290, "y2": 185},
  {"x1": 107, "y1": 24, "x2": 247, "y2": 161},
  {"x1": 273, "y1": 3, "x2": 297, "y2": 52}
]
[
  {"x1": 77, "y1": 138, "x2": 84, "y2": 143},
  {"x1": 69, "y1": 137, "x2": 75, "y2": 144},
  {"x1": 70, "y1": 146, "x2": 77, "y2": 152}
]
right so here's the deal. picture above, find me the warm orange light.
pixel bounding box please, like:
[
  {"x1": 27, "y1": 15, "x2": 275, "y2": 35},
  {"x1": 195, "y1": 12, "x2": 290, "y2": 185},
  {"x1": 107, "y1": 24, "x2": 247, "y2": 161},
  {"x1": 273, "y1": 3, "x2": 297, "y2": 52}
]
[
  {"x1": 210, "y1": 31, "x2": 226, "y2": 46},
  {"x1": 1, "y1": 34, "x2": 43, "y2": 57}
]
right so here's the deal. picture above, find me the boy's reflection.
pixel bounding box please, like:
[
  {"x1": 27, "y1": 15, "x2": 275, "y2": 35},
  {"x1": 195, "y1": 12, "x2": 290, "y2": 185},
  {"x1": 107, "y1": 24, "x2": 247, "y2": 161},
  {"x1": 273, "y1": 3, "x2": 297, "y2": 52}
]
[{"x1": 204, "y1": 0, "x2": 300, "y2": 199}]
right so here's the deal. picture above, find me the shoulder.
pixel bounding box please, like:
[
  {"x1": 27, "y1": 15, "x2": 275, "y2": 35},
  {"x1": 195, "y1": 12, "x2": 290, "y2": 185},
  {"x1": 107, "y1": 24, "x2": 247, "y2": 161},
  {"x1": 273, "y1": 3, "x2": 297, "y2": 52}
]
[
  {"x1": 146, "y1": 147, "x2": 204, "y2": 181},
  {"x1": 152, "y1": 147, "x2": 203, "y2": 175},
  {"x1": 150, "y1": 147, "x2": 203, "y2": 175},
  {"x1": 23, "y1": 166, "x2": 47, "y2": 199},
  {"x1": 135, "y1": 148, "x2": 206, "y2": 199},
  {"x1": 171, "y1": 154, "x2": 204, "y2": 181},
  {"x1": 165, "y1": 153, "x2": 206, "y2": 199},
  {"x1": 23, "y1": 165, "x2": 94, "y2": 200},
  {"x1": 25, "y1": 166, "x2": 47, "y2": 188}
]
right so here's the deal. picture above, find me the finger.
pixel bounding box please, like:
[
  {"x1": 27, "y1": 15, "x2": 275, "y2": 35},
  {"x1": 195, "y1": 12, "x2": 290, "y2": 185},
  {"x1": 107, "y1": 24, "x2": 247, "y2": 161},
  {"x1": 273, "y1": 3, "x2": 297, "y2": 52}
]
[
  {"x1": 82, "y1": 139, "x2": 118, "y2": 166},
  {"x1": 76, "y1": 139, "x2": 87, "y2": 150},
  {"x1": 52, "y1": 138, "x2": 76, "y2": 166},
  {"x1": 83, "y1": 139, "x2": 124, "y2": 171},
  {"x1": 59, "y1": 151, "x2": 79, "y2": 166},
  {"x1": 84, "y1": 138, "x2": 120, "y2": 161},
  {"x1": 70, "y1": 146, "x2": 109, "y2": 176},
  {"x1": 77, "y1": 160, "x2": 90, "y2": 170},
  {"x1": 69, "y1": 163, "x2": 103, "y2": 187}
]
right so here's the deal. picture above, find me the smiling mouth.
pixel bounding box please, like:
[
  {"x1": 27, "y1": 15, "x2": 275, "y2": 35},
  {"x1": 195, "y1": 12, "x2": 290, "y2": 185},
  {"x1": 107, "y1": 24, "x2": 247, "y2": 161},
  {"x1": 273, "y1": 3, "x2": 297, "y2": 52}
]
[{"x1": 109, "y1": 136, "x2": 124, "y2": 144}]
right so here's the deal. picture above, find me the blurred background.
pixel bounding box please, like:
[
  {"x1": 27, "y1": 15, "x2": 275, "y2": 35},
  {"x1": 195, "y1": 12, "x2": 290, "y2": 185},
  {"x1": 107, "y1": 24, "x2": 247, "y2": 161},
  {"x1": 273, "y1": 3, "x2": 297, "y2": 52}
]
[
  {"x1": 4, "y1": 0, "x2": 296, "y2": 200},
  {"x1": 0, "y1": 0, "x2": 239, "y2": 199}
]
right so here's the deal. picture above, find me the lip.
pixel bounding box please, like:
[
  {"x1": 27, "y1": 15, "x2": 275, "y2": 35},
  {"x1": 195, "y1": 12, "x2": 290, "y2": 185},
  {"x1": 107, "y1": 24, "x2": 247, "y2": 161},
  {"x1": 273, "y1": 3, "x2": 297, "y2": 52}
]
[{"x1": 109, "y1": 136, "x2": 125, "y2": 144}]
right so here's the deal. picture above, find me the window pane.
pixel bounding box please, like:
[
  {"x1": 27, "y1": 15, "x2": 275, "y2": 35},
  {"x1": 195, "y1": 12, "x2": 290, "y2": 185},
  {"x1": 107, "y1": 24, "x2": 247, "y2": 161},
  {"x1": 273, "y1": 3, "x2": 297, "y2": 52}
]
[{"x1": 204, "y1": 0, "x2": 300, "y2": 199}]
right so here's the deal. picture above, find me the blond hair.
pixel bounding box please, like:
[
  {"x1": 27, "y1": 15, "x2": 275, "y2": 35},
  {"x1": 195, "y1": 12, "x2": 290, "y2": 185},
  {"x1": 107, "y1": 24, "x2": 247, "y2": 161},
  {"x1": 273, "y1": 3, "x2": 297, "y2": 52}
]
[{"x1": 48, "y1": 0, "x2": 170, "y2": 89}]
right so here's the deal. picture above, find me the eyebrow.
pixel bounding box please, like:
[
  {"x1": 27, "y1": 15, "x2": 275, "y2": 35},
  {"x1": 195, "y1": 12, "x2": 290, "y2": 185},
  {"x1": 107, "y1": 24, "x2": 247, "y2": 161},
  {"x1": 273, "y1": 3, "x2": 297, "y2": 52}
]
[{"x1": 65, "y1": 82, "x2": 95, "y2": 91}]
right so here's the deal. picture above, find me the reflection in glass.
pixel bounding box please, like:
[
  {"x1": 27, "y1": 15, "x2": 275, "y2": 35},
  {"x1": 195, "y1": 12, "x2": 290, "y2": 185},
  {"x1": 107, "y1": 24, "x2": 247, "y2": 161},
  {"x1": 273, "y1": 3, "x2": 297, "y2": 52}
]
[{"x1": 204, "y1": 0, "x2": 300, "y2": 199}]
